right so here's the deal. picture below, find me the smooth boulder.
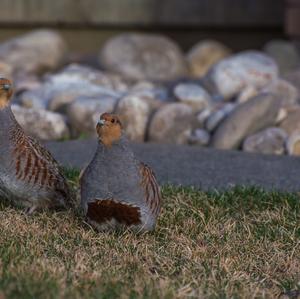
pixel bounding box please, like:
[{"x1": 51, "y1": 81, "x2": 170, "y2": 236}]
[
  {"x1": 186, "y1": 40, "x2": 231, "y2": 77},
  {"x1": 243, "y1": 127, "x2": 287, "y2": 155},
  {"x1": 173, "y1": 83, "x2": 212, "y2": 111},
  {"x1": 66, "y1": 96, "x2": 117, "y2": 137},
  {"x1": 148, "y1": 103, "x2": 194, "y2": 144},
  {"x1": 116, "y1": 94, "x2": 159, "y2": 142},
  {"x1": 12, "y1": 105, "x2": 69, "y2": 140},
  {"x1": 99, "y1": 33, "x2": 187, "y2": 81},
  {"x1": 210, "y1": 51, "x2": 278, "y2": 100},
  {"x1": 0, "y1": 30, "x2": 67, "y2": 75},
  {"x1": 211, "y1": 93, "x2": 281, "y2": 149}
]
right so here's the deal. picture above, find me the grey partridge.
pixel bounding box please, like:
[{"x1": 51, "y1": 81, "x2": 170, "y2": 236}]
[
  {"x1": 80, "y1": 112, "x2": 161, "y2": 232},
  {"x1": 0, "y1": 78, "x2": 72, "y2": 213}
]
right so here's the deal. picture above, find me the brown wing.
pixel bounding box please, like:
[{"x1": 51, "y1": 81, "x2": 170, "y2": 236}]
[
  {"x1": 27, "y1": 135, "x2": 61, "y2": 168},
  {"x1": 11, "y1": 126, "x2": 71, "y2": 203},
  {"x1": 139, "y1": 162, "x2": 161, "y2": 217}
]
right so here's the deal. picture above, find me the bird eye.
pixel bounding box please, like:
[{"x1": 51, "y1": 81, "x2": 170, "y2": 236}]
[{"x1": 111, "y1": 119, "x2": 115, "y2": 123}]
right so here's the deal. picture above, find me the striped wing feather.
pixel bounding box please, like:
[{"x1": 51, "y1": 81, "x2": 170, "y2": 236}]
[
  {"x1": 11, "y1": 126, "x2": 70, "y2": 202},
  {"x1": 139, "y1": 162, "x2": 161, "y2": 216}
]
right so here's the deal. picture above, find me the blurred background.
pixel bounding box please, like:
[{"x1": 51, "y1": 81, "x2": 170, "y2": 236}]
[
  {"x1": 1, "y1": 0, "x2": 300, "y2": 157},
  {"x1": 0, "y1": 0, "x2": 291, "y2": 52}
]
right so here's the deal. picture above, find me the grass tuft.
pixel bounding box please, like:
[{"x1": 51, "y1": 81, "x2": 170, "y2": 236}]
[{"x1": 0, "y1": 170, "x2": 298, "y2": 298}]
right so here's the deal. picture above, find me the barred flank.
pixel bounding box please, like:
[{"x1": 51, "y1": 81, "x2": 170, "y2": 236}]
[
  {"x1": 10, "y1": 124, "x2": 70, "y2": 197},
  {"x1": 139, "y1": 162, "x2": 161, "y2": 216}
]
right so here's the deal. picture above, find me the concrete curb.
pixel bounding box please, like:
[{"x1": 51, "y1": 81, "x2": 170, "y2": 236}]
[{"x1": 45, "y1": 139, "x2": 300, "y2": 192}]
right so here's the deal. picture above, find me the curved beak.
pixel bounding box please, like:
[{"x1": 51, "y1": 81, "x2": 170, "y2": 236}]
[
  {"x1": 97, "y1": 119, "x2": 106, "y2": 126},
  {"x1": 2, "y1": 84, "x2": 11, "y2": 91}
]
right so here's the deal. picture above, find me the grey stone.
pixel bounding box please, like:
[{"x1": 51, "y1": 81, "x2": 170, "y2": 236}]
[
  {"x1": 236, "y1": 85, "x2": 259, "y2": 104},
  {"x1": 262, "y1": 79, "x2": 299, "y2": 107},
  {"x1": 12, "y1": 105, "x2": 69, "y2": 140},
  {"x1": 0, "y1": 61, "x2": 13, "y2": 79},
  {"x1": 286, "y1": 132, "x2": 300, "y2": 156},
  {"x1": 99, "y1": 33, "x2": 187, "y2": 81},
  {"x1": 148, "y1": 103, "x2": 194, "y2": 144},
  {"x1": 195, "y1": 108, "x2": 212, "y2": 128},
  {"x1": 115, "y1": 94, "x2": 159, "y2": 142},
  {"x1": 56, "y1": 64, "x2": 129, "y2": 93},
  {"x1": 20, "y1": 64, "x2": 123, "y2": 112},
  {"x1": 279, "y1": 106, "x2": 300, "y2": 135},
  {"x1": 210, "y1": 51, "x2": 278, "y2": 99},
  {"x1": 264, "y1": 40, "x2": 300, "y2": 74},
  {"x1": 13, "y1": 74, "x2": 41, "y2": 96},
  {"x1": 205, "y1": 103, "x2": 236, "y2": 132},
  {"x1": 188, "y1": 129, "x2": 210, "y2": 146},
  {"x1": 66, "y1": 96, "x2": 117, "y2": 137},
  {"x1": 173, "y1": 83, "x2": 212, "y2": 111},
  {"x1": 19, "y1": 87, "x2": 49, "y2": 110},
  {"x1": 283, "y1": 68, "x2": 300, "y2": 95},
  {"x1": 0, "y1": 30, "x2": 67, "y2": 75},
  {"x1": 211, "y1": 93, "x2": 281, "y2": 149},
  {"x1": 186, "y1": 39, "x2": 231, "y2": 77},
  {"x1": 243, "y1": 127, "x2": 287, "y2": 155},
  {"x1": 130, "y1": 81, "x2": 169, "y2": 102},
  {"x1": 48, "y1": 86, "x2": 118, "y2": 112}
]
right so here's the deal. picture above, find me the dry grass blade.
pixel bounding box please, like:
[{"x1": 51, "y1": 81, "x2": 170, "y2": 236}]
[{"x1": 0, "y1": 170, "x2": 299, "y2": 299}]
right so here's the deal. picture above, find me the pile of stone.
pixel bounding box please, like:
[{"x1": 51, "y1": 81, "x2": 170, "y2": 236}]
[{"x1": 2, "y1": 29, "x2": 300, "y2": 156}]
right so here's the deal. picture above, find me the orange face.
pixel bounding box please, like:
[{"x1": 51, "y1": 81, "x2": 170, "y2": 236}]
[
  {"x1": 0, "y1": 78, "x2": 13, "y2": 109},
  {"x1": 96, "y1": 113, "x2": 123, "y2": 147}
]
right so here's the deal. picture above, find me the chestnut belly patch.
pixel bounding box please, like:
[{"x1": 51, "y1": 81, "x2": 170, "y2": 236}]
[{"x1": 87, "y1": 199, "x2": 141, "y2": 226}]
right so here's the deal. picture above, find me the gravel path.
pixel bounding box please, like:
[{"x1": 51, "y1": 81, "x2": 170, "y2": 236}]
[{"x1": 45, "y1": 139, "x2": 300, "y2": 192}]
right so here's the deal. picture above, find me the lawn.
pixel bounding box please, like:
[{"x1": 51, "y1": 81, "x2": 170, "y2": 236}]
[{"x1": 0, "y1": 169, "x2": 299, "y2": 299}]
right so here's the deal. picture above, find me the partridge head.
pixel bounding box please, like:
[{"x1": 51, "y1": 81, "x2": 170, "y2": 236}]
[
  {"x1": 96, "y1": 113, "x2": 123, "y2": 147},
  {"x1": 80, "y1": 112, "x2": 161, "y2": 232}
]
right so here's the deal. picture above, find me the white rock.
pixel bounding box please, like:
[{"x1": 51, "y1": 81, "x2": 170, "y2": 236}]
[
  {"x1": 279, "y1": 107, "x2": 300, "y2": 135},
  {"x1": 286, "y1": 132, "x2": 300, "y2": 156},
  {"x1": 116, "y1": 94, "x2": 155, "y2": 142},
  {"x1": 186, "y1": 40, "x2": 231, "y2": 77},
  {"x1": 205, "y1": 103, "x2": 236, "y2": 132},
  {"x1": 196, "y1": 108, "x2": 212, "y2": 128},
  {"x1": 210, "y1": 51, "x2": 278, "y2": 99},
  {"x1": 174, "y1": 83, "x2": 212, "y2": 111},
  {"x1": 66, "y1": 96, "x2": 117, "y2": 136},
  {"x1": 99, "y1": 33, "x2": 187, "y2": 81},
  {"x1": 56, "y1": 64, "x2": 129, "y2": 93},
  {"x1": 149, "y1": 103, "x2": 194, "y2": 144},
  {"x1": 188, "y1": 129, "x2": 210, "y2": 146},
  {"x1": 0, "y1": 30, "x2": 67, "y2": 75},
  {"x1": 262, "y1": 79, "x2": 299, "y2": 107},
  {"x1": 0, "y1": 61, "x2": 13, "y2": 79},
  {"x1": 130, "y1": 81, "x2": 168, "y2": 101},
  {"x1": 20, "y1": 65, "x2": 123, "y2": 112},
  {"x1": 237, "y1": 85, "x2": 259, "y2": 104},
  {"x1": 12, "y1": 105, "x2": 69, "y2": 140},
  {"x1": 243, "y1": 127, "x2": 287, "y2": 155},
  {"x1": 211, "y1": 93, "x2": 281, "y2": 149}
]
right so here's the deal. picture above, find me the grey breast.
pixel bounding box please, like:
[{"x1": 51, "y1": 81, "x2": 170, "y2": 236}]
[{"x1": 81, "y1": 138, "x2": 144, "y2": 207}]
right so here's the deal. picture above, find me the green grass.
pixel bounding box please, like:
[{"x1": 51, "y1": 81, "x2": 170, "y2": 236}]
[{"x1": 0, "y1": 170, "x2": 299, "y2": 299}]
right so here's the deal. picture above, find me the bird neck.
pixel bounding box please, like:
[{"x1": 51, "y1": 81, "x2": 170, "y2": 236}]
[
  {"x1": 98, "y1": 131, "x2": 126, "y2": 149},
  {"x1": 98, "y1": 126, "x2": 122, "y2": 148},
  {"x1": 0, "y1": 105, "x2": 18, "y2": 136},
  {"x1": 96, "y1": 135, "x2": 129, "y2": 156},
  {"x1": 0, "y1": 95, "x2": 9, "y2": 109}
]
